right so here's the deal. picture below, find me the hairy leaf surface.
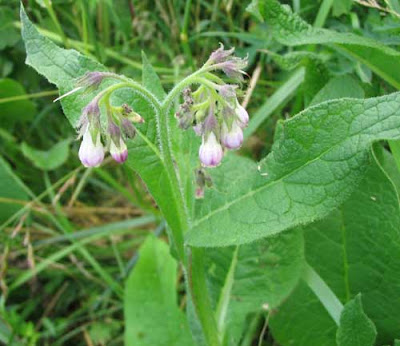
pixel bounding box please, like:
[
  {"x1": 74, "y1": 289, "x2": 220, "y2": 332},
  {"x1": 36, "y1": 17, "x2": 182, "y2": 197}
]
[
  {"x1": 204, "y1": 156, "x2": 305, "y2": 344},
  {"x1": 270, "y1": 153, "x2": 400, "y2": 345},
  {"x1": 187, "y1": 92, "x2": 400, "y2": 246},
  {"x1": 336, "y1": 295, "x2": 376, "y2": 346}
]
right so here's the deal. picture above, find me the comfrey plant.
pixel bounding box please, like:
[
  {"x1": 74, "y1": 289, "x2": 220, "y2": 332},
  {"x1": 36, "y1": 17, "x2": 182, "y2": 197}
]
[
  {"x1": 57, "y1": 44, "x2": 248, "y2": 170},
  {"x1": 20, "y1": 2, "x2": 400, "y2": 345}
]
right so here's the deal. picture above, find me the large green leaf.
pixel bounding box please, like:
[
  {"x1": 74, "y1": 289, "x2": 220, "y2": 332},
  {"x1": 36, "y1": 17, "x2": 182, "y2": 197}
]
[
  {"x1": 202, "y1": 156, "x2": 305, "y2": 345},
  {"x1": 270, "y1": 152, "x2": 400, "y2": 345},
  {"x1": 124, "y1": 235, "x2": 194, "y2": 345},
  {"x1": 257, "y1": 0, "x2": 400, "y2": 88},
  {"x1": 336, "y1": 295, "x2": 376, "y2": 346},
  {"x1": 187, "y1": 92, "x2": 400, "y2": 247}
]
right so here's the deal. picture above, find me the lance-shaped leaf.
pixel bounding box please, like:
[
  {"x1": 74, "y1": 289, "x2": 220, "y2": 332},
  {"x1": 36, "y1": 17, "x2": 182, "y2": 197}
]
[
  {"x1": 124, "y1": 235, "x2": 194, "y2": 345},
  {"x1": 256, "y1": 0, "x2": 400, "y2": 88},
  {"x1": 187, "y1": 92, "x2": 400, "y2": 247},
  {"x1": 270, "y1": 151, "x2": 400, "y2": 345},
  {"x1": 202, "y1": 156, "x2": 305, "y2": 344}
]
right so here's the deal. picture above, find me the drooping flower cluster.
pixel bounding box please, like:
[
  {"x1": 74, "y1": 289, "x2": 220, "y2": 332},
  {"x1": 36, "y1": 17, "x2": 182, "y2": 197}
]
[
  {"x1": 176, "y1": 45, "x2": 249, "y2": 168},
  {"x1": 58, "y1": 71, "x2": 143, "y2": 167},
  {"x1": 57, "y1": 45, "x2": 247, "y2": 170}
]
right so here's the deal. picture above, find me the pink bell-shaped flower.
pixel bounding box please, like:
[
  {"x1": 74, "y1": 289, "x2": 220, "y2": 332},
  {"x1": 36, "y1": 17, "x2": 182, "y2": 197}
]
[
  {"x1": 221, "y1": 121, "x2": 243, "y2": 150},
  {"x1": 236, "y1": 103, "x2": 249, "y2": 128},
  {"x1": 110, "y1": 138, "x2": 128, "y2": 164},
  {"x1": 199, "y1": 132, "x2": 223, "y2": 167},
  {"x1": 79, "y1": 126, "x2": 105, "y2": 167}
]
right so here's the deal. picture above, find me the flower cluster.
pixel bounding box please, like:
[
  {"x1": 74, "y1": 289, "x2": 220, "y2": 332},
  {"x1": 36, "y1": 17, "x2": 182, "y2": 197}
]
[
  {"x1": 176, "y1": 45, "x2": 249, "y2": 168},
  {"x1": 58, "y1": 71, "x2": 143, "y2": 168},
  {"x1": 58, "y1": 45, "x2": 248, "y2": 171},
  {"x1": 77, "y1": 98, "x2": 142, "y2": 167}
]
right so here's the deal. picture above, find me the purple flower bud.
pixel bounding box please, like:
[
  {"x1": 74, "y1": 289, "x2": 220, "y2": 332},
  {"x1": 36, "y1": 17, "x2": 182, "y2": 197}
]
[
  {"x1": 121, "y1": 118, "x2": 136, "y2": 138},
  {"x1": 77, "y1": 71, "x2": 114, "y2": 92},
  {"x1": 195, "y1": 187, "x2": 205, "y2": 199},
  {"x1": 219, "y1": 84, "x2": 238, "y2": 100},
  {"x1": 221, "y1": 57, "x2": 248, "y2": 81},
  {"x1": 209, "y1": 44, "x2": 235, "y2": 64},
  {"x1": 236, "y1": 103, "x2": 249, "y2": 128},
  {"x1": 203, "y1": 111, "x2": 218, "y2": 133},
  {"x1": 79, "y1": 126, "x2": 105, "y2": 167},
  {"x1": 110, "y1": 138, "x2": 128, "y2": 164},
  {"x1": 221, "y1": 121, "x2": 243, "y2": 150},
  {"x1": 199, "y1": 132, "x2": 223, "y2": 167}
]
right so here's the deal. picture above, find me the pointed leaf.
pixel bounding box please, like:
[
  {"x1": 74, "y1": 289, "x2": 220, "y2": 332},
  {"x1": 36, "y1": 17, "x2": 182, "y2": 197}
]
[
  {"x1": 124, "y1": 235, "x2": 194, "y2": 346},
  {"x1": 336, "y1": 295, "x2": 376, "y2": 346}
]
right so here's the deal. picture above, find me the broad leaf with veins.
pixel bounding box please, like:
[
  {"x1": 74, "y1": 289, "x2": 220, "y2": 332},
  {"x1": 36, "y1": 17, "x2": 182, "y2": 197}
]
[{"x1": 187, "y1": 94, "x2": 400, "y2": 246}]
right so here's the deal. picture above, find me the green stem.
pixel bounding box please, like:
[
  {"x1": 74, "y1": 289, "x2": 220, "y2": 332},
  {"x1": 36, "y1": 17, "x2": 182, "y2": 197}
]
[
  {"x1": 302, "y1": 262, "x2": 343, "y2": 325},
  {"x1": 189, "y1": 248, "x2": 221, "y2": 346},
  {"x1": 0, "y1": 90, "x2": 58, "y2": 104}
]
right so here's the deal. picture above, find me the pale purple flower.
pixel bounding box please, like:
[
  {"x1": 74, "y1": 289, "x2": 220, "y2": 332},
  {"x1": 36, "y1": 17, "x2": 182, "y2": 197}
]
[
  {"x1": 110, "y1": 138, "x2": 128, "y2": 163},
  {"x1": 236, "y1": 103, "x2": 249, "y2": 128},
  {"x1": 209, "y1": 44, "x2": 235, "y2": 64},
  {"x1": 79, "y1": 126, "x2": 105, "y2": 167},
  {"x1": 221, "y1": 121, "x2": 243, "y2": 150},
  {"x1": 199, "y1": 132, "x2": 223, "y2": 167}
]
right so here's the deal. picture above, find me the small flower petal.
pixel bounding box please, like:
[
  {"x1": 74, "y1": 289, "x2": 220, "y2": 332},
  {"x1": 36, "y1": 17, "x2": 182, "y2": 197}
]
[
  {"x1": 221, "y1": 121, "x2": 243, "y2": 150},
  {"x1": 110, "y1": 138, "x2": 128, "y2": 164},
  {"x1": 199, "y1": 132, "x2": 224, "y2": 167},
  {"x1": 236, "y1": 103, "x2": 249, "y2": 128},
  {"x1": 79, "y1": 126, "x2": 105, "y2": 167}
]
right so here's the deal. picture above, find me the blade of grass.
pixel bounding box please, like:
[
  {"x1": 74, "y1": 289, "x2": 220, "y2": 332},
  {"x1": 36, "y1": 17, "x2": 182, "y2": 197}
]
[
  {"x1": 9, "y1": 215, "x2": 155, "y2": 291},
  {"x1": 244, "y1": 67, "x2": 305, "y2": 138}
]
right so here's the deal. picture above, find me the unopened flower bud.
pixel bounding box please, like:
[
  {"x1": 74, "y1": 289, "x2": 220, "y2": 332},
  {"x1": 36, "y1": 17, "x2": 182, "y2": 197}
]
[
  {"x1": 236, "y1": 103, "x2": 249, "y2": 128},
  {"x1": 195, "y1": 187, "x2": 205, "y2": 199},
  {"x1": 77, "y1": 71, "x2": 113, "y2": 92},
  {"x1": 121, "y1": 118, "x2": 136, "y2": 138},
  {"x1": 108, "y1": 121, "x2": 121, "y2": 143},
  {"x1": 219, "y1": 84, "x2": 238, "y2": 100},
  {"x1": 199, "y1": 132, "x2": 223, "y2": 167},
  {"x1": 79, "y1": 125, "x2": 105, "y2": 167},
  {"x1": 110, "y1": 138, "x2": 128, "y2": 164},
  {"x1": 221, "y1": 58, "x2": 248, "y2": 81},
  {"x1": 209, "y1": 44, "x2": 235, "y2": 64},
  {"x1": 221, "y1": 121, "x2": 243, "y2": 150}
]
